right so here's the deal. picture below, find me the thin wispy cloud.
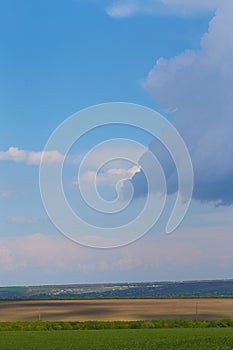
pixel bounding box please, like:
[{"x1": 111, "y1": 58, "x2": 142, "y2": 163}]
[
  {"x1": 196, "y1": 211, "x2": 233, "y2": 224},
  {"x1": 106, "y1": 0, "x2": 219, "y2": 19},
  {"x1": 7, "y1": 216, "x2": 38, "y2": 224},
  {"x1": 106, "y1": 2, "x2": 141, "y2": 18},
  {"x1": 0, "y1": 190, "x2": 13, "y2": 199}
]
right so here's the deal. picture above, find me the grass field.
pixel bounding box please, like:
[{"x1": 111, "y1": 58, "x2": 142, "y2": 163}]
[
  {"x1": 0, "y1": 328, "x2": 233, "y2": 349},
  {"x1": 1, "y1": 298, "x2": 233, "y2": 321}
]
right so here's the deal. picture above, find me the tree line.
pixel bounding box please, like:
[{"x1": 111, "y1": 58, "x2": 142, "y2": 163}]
[{"x1": 0, "y1": 319, "x2": 233, "y2": 331}]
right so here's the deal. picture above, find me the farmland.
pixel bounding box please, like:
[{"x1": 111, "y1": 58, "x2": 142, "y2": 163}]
[
  {"x1": 0, "y1": 328, "x2": 233, "y2": 349},
  {"x1": 1, "y1": 298, "x2": 233, "y2": 322}
]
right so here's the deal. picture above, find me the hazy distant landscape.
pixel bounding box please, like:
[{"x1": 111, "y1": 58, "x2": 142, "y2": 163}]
[{"x1": 1, "y1": 280, "x2": 233, "y2": 299}]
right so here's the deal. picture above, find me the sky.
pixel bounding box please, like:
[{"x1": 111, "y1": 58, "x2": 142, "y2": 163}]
[{"x1": 0, "y1": 0, "x2": 233, "y2": 286}]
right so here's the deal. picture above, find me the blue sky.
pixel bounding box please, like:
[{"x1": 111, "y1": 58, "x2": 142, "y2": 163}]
[{"x1": 1, "y1": 0, "x2": 233, "y2": 286}]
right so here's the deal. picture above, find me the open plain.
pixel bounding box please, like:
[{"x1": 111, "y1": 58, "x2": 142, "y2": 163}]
[{"x1": 0, "y1": 298, "x2": 233, "y2": 322}]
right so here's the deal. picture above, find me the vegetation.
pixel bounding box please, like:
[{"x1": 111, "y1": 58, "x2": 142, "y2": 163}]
[
  {"x1": 0, "y1": 328, "x2": 233, "y2": 349},
  {"x1": 0, "y1": 319, "x2": 233, "y2": 331}
]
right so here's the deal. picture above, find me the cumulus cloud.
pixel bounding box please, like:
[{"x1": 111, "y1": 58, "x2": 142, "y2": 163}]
[
  {"x1": 73, "y1": 140, "x2": 144, "y2": 202},
  {"x1": 76, "y1": 165, "x2": 141, "y2": 205},
  {"x1": 79, "y1": 165, "x2": 141, "y2": 187},
  {"x1": 106, "y1": 0, "x2": 219, "y2": 18},
  {"x1": 75, "y1": 142, "x2": 145, "y2": 170},
  {"x1": 131, "y1": 0, "x2": 233, "y2": 205},
  {"x1": 0, "y1": 147, "x2": 64, "y2": 165}
]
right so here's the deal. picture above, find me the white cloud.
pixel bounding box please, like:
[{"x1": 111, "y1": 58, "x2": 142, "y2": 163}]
[
  {"x1": 79, "y1": 165, "x2": 141, "y2": 187},
  {"x1": 139, "y1": 0, "x2": 233, "y2": 205},
  {"x1": 76, "y1": 142, "x2": 145, "y2": 171},
  {"x1": 106, "y1": 0, "x2": 219, "y2": 18},
  {"x1": 0, "y1": 147, "x2": 64, "y2": 165}
]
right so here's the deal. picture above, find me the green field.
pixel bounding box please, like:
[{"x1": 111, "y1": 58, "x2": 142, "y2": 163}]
[{"x1": 0, "y1": 328, "x2": 233, "y2": 349}]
